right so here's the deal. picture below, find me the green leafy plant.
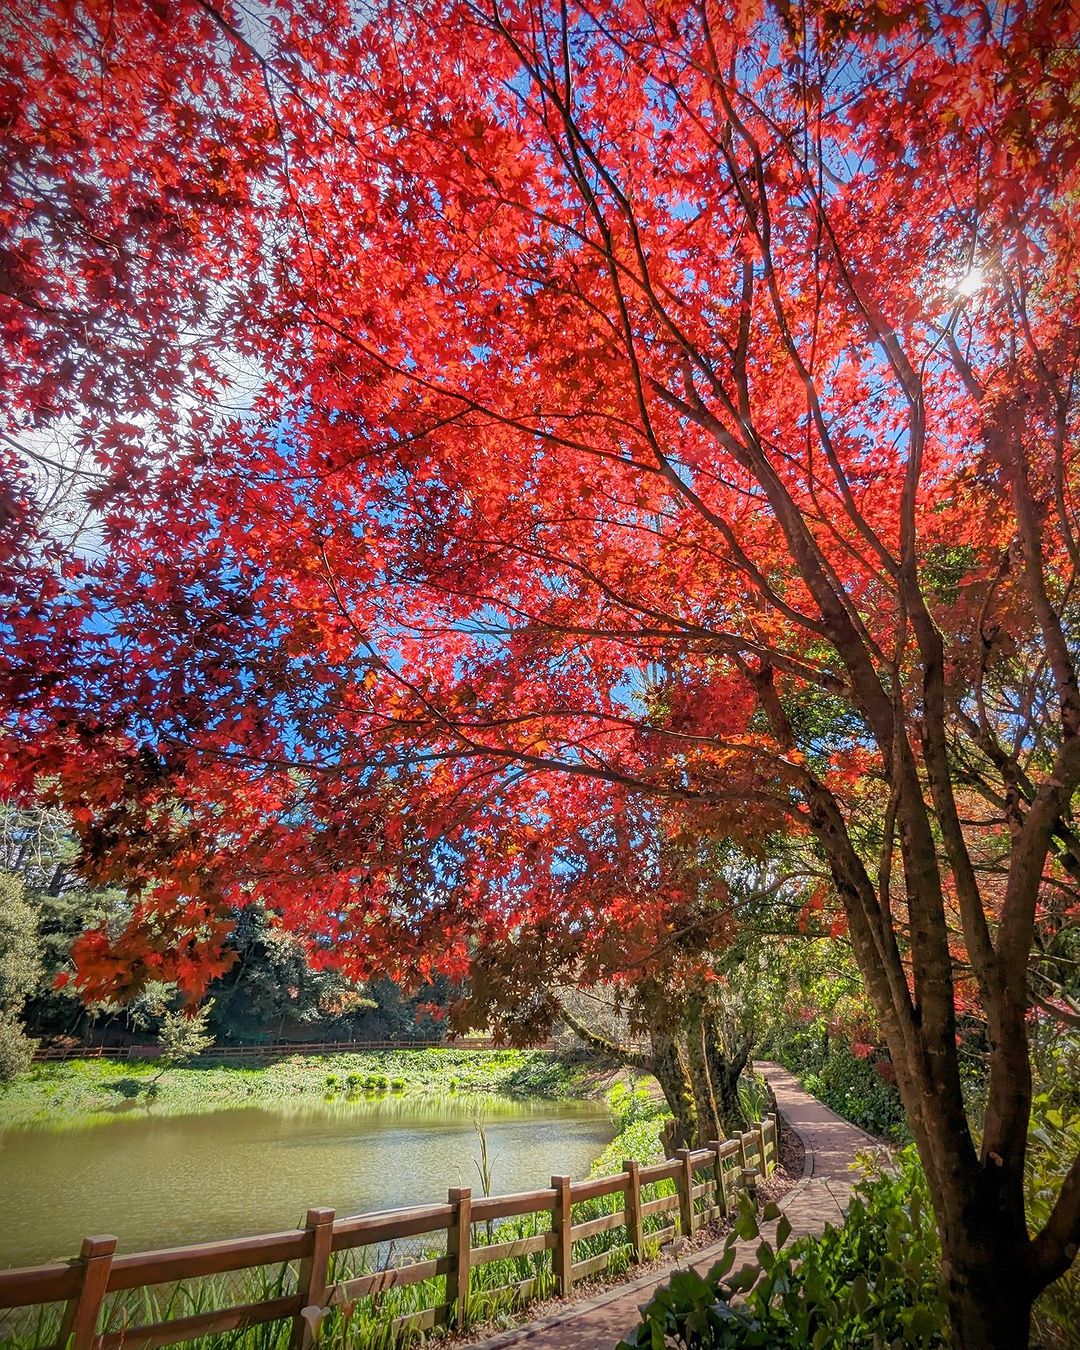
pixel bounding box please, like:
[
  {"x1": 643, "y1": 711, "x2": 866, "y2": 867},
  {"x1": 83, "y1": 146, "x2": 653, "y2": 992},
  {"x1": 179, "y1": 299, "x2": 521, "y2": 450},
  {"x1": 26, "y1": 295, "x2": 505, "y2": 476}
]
[
  {"x1": 0, "y1": 1010, "x2": 36, "y2": 1084},
  {"x1": 735, "y1": 1072, "x2": 769, "y2": 1127},
  {"x1": 1028, "y1": 1082, "x2": 1080, "y2": 1349},
  {"x1": 151, "y1": 1002, "x2": 215, "y2": 1087}
]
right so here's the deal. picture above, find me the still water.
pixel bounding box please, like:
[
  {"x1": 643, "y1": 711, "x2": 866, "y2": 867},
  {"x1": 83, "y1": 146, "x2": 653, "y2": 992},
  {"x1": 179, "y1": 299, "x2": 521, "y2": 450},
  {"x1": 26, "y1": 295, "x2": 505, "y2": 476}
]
[{"x1": 0, "y1": 1095, "x2": 613, "y2": 1268}]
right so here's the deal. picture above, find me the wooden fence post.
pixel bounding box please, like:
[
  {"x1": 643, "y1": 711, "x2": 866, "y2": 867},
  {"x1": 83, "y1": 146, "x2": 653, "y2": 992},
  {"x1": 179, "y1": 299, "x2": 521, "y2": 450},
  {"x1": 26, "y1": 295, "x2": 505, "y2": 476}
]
[
  {"x1": 623, "y1": 1160, "x2": 644, "y2": 1262},
  {"x1": 551, "y1": 1175, "x2": 573, "y2": 1296},
  {"x1": 675, "y1": 1149, "x2": 695, "y2": 1238},
  {"x1": 708, "y1": 1141, "x2": 728, "y2": 1216},
  {"x1": 446, "y1": 1187, "x2": 472, "y2": 1328},
  {"x1": 58, "y1": 1235, "x2": 116, "y2": 1350},
  {"x1": 756, "y1": 1119, "x2": 769, "y2": 1177},
  {"x1": 292, "y1": 1207, "x2": 335, "y2": 1350}
]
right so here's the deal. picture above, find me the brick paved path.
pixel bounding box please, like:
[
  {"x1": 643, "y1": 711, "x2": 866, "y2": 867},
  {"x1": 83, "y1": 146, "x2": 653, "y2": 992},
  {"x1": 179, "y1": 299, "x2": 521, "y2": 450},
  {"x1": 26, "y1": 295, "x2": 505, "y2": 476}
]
[{"x1": 469, "y1": 1063, "x2": 890, "y2": 1350}]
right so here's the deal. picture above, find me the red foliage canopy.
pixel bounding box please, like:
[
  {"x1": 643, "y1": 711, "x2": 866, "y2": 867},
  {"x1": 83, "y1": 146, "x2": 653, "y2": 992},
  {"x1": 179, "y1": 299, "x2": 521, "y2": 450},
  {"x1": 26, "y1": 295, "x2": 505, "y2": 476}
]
[
  {"x1": 7, "y1": 3, "x2": 1080, "y2": 1324},
  {"x1": 6, "y1": 0, "x2": 1075, "y2": 1003}
]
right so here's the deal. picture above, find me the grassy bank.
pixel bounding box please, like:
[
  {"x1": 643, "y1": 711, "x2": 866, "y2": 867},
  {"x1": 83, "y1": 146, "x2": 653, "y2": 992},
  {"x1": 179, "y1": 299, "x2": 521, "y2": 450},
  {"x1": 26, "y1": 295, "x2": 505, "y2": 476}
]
[
  {"x1": 589, "y1": 1069, "x2": 773, "y2": 1179},
  {"x1": 589, "y1": 1078, "x2": 669, "y2": 1175},
  {"x1": 0, "y1": 1048, "x2": 605, "y2": 1128}
]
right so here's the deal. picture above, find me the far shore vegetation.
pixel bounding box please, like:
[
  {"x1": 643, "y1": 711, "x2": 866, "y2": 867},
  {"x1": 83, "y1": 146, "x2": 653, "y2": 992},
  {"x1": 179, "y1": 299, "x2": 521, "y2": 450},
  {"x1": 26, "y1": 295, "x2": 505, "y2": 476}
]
[{"x1": 0, "y1": 1047, "x2": 611, "y2": 1129}]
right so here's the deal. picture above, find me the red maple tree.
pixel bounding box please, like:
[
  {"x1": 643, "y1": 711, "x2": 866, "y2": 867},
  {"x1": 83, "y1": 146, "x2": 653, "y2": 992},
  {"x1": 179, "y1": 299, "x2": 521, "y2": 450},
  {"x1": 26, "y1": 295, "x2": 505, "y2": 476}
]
[{"x1": 4, "y1": 1, "x2": 1080, "y2": 1342}]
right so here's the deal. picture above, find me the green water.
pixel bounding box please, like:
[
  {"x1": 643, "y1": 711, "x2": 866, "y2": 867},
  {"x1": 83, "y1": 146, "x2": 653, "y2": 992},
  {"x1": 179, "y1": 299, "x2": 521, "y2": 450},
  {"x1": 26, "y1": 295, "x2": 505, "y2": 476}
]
[{"x1": 0, "y1": 1095, "x2": 613, "y2": 1268}]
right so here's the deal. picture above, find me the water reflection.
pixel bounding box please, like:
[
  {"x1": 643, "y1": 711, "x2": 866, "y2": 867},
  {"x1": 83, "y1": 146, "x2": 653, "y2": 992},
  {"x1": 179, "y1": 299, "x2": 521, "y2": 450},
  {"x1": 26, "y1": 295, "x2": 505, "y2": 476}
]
[{"x1": 0, "y1": 1094, "x2": 613, "y2": 1267}]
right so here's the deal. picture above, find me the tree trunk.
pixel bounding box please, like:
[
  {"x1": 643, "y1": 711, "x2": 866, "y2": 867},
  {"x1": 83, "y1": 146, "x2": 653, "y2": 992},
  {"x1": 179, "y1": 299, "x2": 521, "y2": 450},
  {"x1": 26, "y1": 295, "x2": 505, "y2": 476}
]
[
  {"x1": 686, "y1": 1017, "x2": 721, "y2": 1146},
  {"x1": 650, "y1": 1026, "x2": 698, "y2": 1151},
  {"x1": 852, "y1": 940, "x2": 1038, "y2": 1350},
  {"x1": 708, "y1": 1054, "x2": 746, "y2": 1138},
  {"x1": 555, "y1": 1004, "x2": 699, "y2": 1154},
  {"x1": 940, "y1": 1226, "x2": 1033, "y2": 1350},
  {"x1": 703, "y1": 1018, "x2": 750, "y2": 1138}
]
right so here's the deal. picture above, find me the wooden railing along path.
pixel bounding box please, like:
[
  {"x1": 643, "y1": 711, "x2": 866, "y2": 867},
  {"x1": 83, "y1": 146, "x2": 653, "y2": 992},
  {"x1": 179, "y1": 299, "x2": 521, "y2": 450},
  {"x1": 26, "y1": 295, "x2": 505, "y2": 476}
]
[
  {"x1": 32, "y1": 1038, "x2": 556, "y2": 1063},
  {"x1": 0, "y1": 1115, "x2": 779, "y2": 1350}
]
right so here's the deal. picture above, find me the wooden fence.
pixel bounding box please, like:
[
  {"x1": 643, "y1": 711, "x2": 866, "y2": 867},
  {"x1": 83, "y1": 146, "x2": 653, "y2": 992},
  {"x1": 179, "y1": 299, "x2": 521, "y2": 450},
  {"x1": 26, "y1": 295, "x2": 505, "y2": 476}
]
[
  {"x1": 32, "y1": 1038, "x2": 556, "y2": 1063},
  {"x1": 0, "y1": 1114, "x2": 778, "y2": 1350}
]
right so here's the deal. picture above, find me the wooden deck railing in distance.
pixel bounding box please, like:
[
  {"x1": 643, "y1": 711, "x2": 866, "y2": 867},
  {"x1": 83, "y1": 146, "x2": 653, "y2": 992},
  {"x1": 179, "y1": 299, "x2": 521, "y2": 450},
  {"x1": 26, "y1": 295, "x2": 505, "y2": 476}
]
[
  {"x1": 0, "y1": 1112, "x2": 780, "y2": 1350},
  {"x1": 32, "y1": 1037, "x2": 558, "y2": 1063}
]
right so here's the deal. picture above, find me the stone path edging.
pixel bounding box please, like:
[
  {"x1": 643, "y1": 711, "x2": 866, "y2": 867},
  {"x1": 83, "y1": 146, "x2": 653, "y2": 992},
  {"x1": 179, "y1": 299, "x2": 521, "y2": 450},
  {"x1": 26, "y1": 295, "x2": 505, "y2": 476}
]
[{"x1": 465, "y1": 1062, "x2": 889, "y2": 1350}]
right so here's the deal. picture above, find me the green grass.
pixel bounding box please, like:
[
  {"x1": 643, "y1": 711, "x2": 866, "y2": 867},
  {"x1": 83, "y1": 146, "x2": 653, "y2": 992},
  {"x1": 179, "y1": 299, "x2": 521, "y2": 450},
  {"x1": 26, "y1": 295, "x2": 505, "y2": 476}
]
[
  {"x1": 0, "y1": 1049, "x2": 598, "y2": 1128},
  {"x1": 0, "y1": 1228, "x2": 557, "y2": 1350},
  {"x1": 589, "y1": 1078, "x2": 668, "y2": 1176}
]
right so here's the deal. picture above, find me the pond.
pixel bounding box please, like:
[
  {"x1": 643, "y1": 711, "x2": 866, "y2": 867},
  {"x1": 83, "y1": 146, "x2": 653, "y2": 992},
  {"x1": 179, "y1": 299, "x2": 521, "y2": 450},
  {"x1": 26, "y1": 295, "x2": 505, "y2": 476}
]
[{"x1": 0, "y1": 1094, "x2": 614, "y2": 1268}]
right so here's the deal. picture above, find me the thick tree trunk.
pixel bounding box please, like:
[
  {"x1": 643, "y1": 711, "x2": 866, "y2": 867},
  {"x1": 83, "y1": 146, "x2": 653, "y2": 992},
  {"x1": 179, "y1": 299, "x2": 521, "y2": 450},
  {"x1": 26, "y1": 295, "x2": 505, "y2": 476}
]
[
  {"x1": 703, "y1": 1019, "x2": 750, "y2": 1138},
  {"x1": 855, "y1": 952, "x2": 1038, "y2": 1350},
  {"x1": 686, "y1": 1017, "x2": 722, "y2": 1145},
  {"x1": 650, "y1": 1026, "x2": 698, "y2": 1150},
  {"x1": 860, "y1": 984, "x2": 1036, "y2": 1350},
  {"x1": 708, "y1": 1055, "x2": 746, "y2": 1138},
  {"x1": 556, "y1": 1003, "x2": 701, "y2": 1153},
  {"x1": 941, "y1": 1228, "x2": 1033, "y2": 1350}
]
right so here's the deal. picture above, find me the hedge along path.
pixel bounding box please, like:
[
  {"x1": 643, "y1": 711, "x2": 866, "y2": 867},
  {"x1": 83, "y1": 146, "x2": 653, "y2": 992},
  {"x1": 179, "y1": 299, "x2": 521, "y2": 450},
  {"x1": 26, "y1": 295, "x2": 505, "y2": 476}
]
[{"x1": 468, "y1": 1063, "x2": 891, "y2": 1350}]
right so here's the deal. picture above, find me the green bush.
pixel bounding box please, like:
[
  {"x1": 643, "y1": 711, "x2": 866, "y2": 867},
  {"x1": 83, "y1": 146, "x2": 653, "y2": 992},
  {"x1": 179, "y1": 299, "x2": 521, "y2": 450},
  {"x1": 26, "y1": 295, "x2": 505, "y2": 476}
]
[
  {"x1": 1028, "y1": 1078, "x2": 1080, "y2": 1349},
  {"x1": 736, "y1": 1071, "x2": 770, "y2": 1124},
  {"x1": 802, "y1": 1048, "x2": 906, "y2": 1139},
  {"x1": 0, "y1": 1012, "x2": 37, "y2": 1084},
  {"x1": 770, "y1": 1028, "x2": 906, "y2": 1140},
  {"x1": 619, "y1": 1150, "x2": 948, "y2": 1349},
  {"x1": 757, "y1": 940, "x2": 906, "y2": 1140}
]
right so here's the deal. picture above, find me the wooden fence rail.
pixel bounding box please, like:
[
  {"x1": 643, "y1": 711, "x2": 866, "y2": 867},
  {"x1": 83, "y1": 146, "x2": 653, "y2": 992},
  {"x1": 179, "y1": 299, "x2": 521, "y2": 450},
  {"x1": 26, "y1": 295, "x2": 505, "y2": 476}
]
[
  {"x1": 32, "y1": 1038, "x2": 557, "y2": 1063},
  {"x1": 0, "y1": 1114, "x2": 779, "y2": 1350}
]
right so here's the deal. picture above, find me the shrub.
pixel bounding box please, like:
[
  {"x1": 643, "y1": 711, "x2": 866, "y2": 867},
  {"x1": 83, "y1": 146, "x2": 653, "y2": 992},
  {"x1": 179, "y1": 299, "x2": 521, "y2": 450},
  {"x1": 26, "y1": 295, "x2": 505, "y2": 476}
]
[
  {"x1": 325, "y1": 1072, "x2": 340, "y2": 1091},
  {"x1": 107, "y1": 1077, "x2": 144, "y2": 1099},
  {"x1": 590, "y1": 1082, "x2": 669, "y2": 1177},
  {"x1": 390, "y1": 1077, "x2": 406, "y2": 1091},
  {"x1": 619, "y1": 1150, "x2": 948, "y2": 1348},
  {"x1": 769, "y1": 1029, "x2": 906, "y2": 1140},
  {"x1": 152, "y1": 1000, "x2": 215, "y2": 1083},
  {"x1": 736, "y1": 1071, "x2": 770, "y2": 1125},
  {"x1": 802, "y1": 1046, "x2": 906, "y2": 1140},
  {"x1": 0, "y1": 1012, "x2": 37, "y2": 1084},
  {"x1": 1029, "y1": 1084, "x2": 1080, "y2": 1349},
  {"x1": 757, "y1": 941, "x2": 906, "y2": 1140}
]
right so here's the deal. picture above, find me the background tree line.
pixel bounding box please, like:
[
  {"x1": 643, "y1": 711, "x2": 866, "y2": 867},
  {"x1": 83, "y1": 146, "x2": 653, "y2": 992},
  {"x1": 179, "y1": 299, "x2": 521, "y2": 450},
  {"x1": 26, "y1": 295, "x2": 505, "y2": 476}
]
[{"x1": 0, "y1": 804, "x2": 450, "y2": 1079}]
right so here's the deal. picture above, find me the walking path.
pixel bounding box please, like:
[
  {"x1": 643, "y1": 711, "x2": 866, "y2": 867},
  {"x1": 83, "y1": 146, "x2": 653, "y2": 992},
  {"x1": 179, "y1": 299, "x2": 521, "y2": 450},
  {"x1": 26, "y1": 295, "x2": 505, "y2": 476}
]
[{"x1": 470, "y1": 1062, "x2": 889, "y2": 1350}]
